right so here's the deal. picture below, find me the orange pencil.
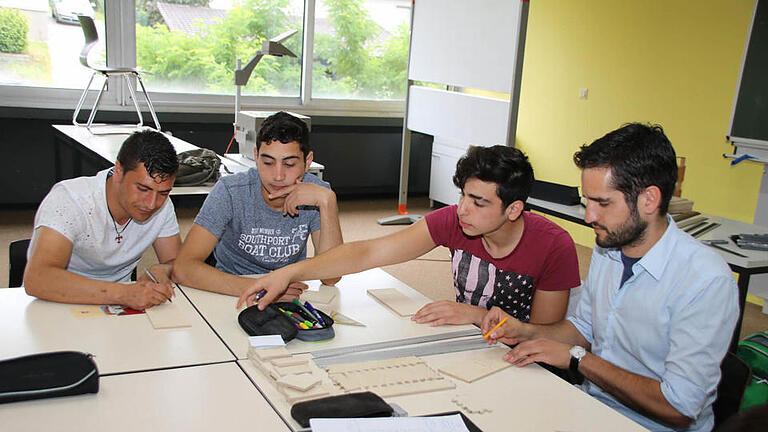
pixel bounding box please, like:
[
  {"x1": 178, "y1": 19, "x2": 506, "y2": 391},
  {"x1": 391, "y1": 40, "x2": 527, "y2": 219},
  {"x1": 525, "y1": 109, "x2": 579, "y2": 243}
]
[{"x1": 483, "y1": 317, "x2": 508, "y2": 339}]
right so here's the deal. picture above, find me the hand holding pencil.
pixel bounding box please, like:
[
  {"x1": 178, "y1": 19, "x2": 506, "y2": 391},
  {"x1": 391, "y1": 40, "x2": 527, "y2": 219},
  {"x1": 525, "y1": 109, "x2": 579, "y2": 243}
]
[{"x1": 481, "y1": 306, "x2": 522, "y2": 345}]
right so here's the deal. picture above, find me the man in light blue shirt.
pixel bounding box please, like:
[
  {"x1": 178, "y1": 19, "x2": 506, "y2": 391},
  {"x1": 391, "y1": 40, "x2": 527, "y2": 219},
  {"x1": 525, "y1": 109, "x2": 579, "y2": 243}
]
[{"x1": 482, "y1": 123, "x2": 738, "y2": 431}]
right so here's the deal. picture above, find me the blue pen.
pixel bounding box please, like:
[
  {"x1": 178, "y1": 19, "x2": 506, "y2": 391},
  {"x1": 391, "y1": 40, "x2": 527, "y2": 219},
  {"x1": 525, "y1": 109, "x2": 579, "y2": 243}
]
[{"x1": 303, "y1": 301, "x2": 326, "y2": 326}]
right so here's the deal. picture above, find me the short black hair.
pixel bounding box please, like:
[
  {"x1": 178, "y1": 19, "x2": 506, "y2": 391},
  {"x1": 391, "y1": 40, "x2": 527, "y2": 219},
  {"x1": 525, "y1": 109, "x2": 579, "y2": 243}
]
[
  {"x1": 452, "y1": 145, "x2": 535, "y2": 209},
  {"x1": 573, "y1": 123, "x2": 677, "y2": 215},
  {"x1": 256, "y1": 111, "x2": 310, "y2": 157},
  {"x1": 117, "y1": 130, "x2": 178, "y2": 180}
]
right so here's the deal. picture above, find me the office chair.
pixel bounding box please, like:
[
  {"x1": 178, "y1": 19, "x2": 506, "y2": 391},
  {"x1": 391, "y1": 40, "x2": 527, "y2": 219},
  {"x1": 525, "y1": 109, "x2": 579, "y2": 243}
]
[
  {"x1": 72, "y1": 15, "x2": 161, "y2": 131},
  {"x1": 8, "y1": 238, "x2": 137, "y2": 288},
  {"x1": 8, "y1": 239, "x2": 31, "y2": 287},
  {"x1": 713, "y1": 352, "x2": 752, "y2": 428}
]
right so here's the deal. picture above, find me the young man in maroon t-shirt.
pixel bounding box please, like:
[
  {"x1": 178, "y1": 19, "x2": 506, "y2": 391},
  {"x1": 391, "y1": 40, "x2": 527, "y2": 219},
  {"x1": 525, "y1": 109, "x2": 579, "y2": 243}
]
[{"x1": 238, "y1": 146, "x2": 581, "y2": 326}]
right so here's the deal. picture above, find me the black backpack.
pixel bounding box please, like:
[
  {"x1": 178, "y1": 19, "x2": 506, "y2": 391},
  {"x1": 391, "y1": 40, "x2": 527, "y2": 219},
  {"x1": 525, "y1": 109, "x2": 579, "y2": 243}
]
[{"x1": 174, "y1": 149, "x2": 222, "y2": 186}]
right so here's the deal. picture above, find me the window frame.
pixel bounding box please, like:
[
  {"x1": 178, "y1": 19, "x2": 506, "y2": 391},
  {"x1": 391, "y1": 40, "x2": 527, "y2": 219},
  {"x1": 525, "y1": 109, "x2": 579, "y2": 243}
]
[{"x1": 0, "y1": 0, "x2": 406, "y2": 118}]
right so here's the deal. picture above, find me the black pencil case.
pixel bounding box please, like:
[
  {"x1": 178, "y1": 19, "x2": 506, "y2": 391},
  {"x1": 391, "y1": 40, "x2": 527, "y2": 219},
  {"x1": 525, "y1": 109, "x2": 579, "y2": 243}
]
[
  {"x1": 238, "y1": 302, "x2": 334, "y2": 342},
  {"x1": 291, "y1": 391, "x2": 393, "y2": 427},
  {"x1": 0, "y1": 351, "x2": 99, "y2": 404}
]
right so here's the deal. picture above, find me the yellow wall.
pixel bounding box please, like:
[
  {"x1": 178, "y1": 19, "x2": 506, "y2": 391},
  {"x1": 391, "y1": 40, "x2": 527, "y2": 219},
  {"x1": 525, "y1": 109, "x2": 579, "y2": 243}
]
[{"x1": 516, "y1": 0, "x2": 764, "y2": 247}]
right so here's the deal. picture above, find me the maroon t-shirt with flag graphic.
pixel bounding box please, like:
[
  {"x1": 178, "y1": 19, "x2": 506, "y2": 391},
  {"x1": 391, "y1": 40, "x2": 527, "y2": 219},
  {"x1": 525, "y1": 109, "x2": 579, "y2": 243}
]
[{"x1": 425, "y1": 205, "x2": 580, "y2": 322}]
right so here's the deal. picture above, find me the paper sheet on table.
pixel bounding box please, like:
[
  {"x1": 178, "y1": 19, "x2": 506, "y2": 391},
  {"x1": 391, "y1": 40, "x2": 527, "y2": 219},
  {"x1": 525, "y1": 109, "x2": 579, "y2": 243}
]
[{"x1": 309, "y1": 414, "x2": 470, "y2": 432}]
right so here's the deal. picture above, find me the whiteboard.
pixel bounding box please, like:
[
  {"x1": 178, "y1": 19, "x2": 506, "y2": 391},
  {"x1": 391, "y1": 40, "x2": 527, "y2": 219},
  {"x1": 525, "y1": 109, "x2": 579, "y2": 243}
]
[
  {"x1": 407, "y1": 86, "x2": 510, "y2": 146},
  {"x1": 408, "y1": 0, "x2": 524, "y2": 93}
]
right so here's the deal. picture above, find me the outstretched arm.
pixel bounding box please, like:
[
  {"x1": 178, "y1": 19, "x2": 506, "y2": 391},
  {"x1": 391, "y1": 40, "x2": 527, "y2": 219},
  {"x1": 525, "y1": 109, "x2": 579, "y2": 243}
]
[
  {"x1": 25, "y1": 227, "x2": 172, "y2": 309},
  {"x1": 172, "y1": 224, "x2": 254, "y2": 296},
  {"x1": 238, "y1": 218, "x2": 438, "y2": 309}
]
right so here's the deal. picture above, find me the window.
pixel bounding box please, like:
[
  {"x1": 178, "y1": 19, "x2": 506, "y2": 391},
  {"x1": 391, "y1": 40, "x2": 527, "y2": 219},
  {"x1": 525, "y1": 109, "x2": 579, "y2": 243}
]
[
  {"x1": 135, "y1": 0, "x2": 303, "y2": 97},
  {"x1": 0, "y1": 0, "x2": 103, "y2": 89},
  {"x1": 0, "y1": 0, "x2": 410, "y2": 116},
  {"x1": 312, "y1": 0, "x2": 410, "y2": 100}
]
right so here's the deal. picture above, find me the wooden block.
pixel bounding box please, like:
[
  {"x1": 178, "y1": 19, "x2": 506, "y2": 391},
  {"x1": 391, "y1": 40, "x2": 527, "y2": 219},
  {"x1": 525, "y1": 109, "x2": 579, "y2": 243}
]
[
  {"x1": 301, "y1": 286, "x2": 337, "y2": 304},
  {"x1": 279, "y1": 383, "x2": 331, "y2": 403},
  {"x1": 276, "y1": 373, "x2": 321, "y2": 392},
  {"x1": 438, "y1": 347, "x2": 512, "y2": 383},
  {"x1": 145, "y1": 301, "x2": 191, "y2": 329},
  {"x1": 250, "y1": 346, "x2": 291, "y2": 361},
  {"x1": 271, "y1": 356, "x2": 309, "y2": 367},
  {"x1": 273, "y1": 363, "x2": 313, "y2": 377},
  {"x1": 367, "y1": 288, "x2": 423, "y2": 316}
]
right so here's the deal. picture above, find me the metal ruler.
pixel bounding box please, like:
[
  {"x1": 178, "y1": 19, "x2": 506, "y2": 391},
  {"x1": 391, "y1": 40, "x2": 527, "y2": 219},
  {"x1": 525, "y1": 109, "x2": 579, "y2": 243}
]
[
  {"x1": 314, "y1": 337, "x2": 493, "y2": 368},
  {"x1": 310, "y1": 328, "x2": 482, "y2": 360}
]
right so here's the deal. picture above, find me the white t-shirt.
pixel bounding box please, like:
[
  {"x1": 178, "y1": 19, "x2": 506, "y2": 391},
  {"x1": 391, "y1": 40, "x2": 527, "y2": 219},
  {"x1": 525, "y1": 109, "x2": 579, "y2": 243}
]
[{"x1": 31, "y1": 168, "x2": 179, "y2": 282}]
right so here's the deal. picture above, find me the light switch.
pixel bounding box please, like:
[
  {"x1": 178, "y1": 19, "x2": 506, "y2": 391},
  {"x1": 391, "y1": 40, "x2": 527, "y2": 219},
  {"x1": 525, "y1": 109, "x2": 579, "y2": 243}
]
[{"x1": 579, "y1": 88, "x2": 588, "y2": 99}]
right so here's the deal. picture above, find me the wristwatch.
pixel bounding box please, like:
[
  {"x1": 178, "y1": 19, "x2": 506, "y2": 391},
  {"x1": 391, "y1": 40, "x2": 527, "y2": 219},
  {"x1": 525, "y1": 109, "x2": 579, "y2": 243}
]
[{"x1": 569, "y1": 345, "x2": 587, "y2": 375}]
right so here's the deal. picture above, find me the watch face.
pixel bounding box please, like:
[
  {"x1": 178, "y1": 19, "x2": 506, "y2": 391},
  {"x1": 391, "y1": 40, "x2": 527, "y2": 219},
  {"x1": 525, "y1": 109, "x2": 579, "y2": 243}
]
[{"x1": 570, "y1": 345, "x2": 586, "y2": 359}]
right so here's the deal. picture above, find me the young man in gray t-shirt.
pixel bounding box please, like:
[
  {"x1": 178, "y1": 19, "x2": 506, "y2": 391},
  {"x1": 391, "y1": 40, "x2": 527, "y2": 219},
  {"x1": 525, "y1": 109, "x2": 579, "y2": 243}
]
[{"x1": 173, "y1": 112, "x2": 343, "y2": 297}]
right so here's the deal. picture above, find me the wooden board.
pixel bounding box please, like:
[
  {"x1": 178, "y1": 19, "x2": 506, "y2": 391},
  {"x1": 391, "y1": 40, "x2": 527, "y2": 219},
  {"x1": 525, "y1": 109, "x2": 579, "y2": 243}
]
[
  {"x1": 366, "y1": 288, "x2": 423, "y2": 317},
  {"x1": 145, "y1": 302, "x2": 192, "y2": 329},
  {"x1": 438, "y1": 347, "x2": 512, "y2": 383}
]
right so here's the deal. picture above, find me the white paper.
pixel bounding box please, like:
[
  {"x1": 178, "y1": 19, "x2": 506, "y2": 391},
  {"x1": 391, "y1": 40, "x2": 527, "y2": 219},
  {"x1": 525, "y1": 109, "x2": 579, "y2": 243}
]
[
  {"x1": 248, "y1": 335, "x2": 285, "y2": 348},
  {"x1": 309, "y1": 414, "x2": 470, "y2": 432}
]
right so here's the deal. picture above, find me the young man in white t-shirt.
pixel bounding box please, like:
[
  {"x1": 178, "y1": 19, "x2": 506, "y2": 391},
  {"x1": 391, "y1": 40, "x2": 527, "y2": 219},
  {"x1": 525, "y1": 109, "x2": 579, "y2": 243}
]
[{"x1": 25, "y1": 130, "x2": 181, "y2": 310}]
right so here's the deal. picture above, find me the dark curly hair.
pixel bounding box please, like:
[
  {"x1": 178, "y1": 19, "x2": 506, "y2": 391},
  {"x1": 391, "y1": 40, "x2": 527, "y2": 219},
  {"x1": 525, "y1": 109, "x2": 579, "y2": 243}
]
[
  {"x1": 256, "y1": 111, "x2": 310, "y2": 157},
  {"x1": 117, "y1": 130, "x2": 178, "y2": 181},
  {"x1": 452, "y1": 145, "x2": 534, "y2": 209},
  {"x1": 573, "y1": 123, "x2": 677, "y2": 215}
]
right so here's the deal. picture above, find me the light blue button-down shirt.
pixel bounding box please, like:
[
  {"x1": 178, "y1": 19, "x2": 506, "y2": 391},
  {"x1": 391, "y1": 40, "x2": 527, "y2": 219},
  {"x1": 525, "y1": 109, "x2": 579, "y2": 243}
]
[{"x1": 567, "y1": 217, "x2": 738, "y2": 432}]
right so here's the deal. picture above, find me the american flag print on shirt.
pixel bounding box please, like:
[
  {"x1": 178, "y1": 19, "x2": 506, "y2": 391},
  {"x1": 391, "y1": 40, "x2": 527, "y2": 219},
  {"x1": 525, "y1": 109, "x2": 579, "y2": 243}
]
[{"x1": 452, "y1": 249, "x2": 534, "y2": 322}]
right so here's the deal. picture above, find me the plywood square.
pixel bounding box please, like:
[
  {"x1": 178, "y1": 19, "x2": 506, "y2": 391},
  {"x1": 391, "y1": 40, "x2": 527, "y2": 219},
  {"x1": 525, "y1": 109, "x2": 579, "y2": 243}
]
[
  {"x1": 145, "y1": 301, "x2": 191, "y2": 329},
  {"x1": 366, "y1": 288, "x2": 423, "y2": 316},
  {"x1": 438, "y1": 347, "x2": 512, "y2": 383},
  {"x1": 276, "y1": 373, "x2": 321, "y2": 391}
]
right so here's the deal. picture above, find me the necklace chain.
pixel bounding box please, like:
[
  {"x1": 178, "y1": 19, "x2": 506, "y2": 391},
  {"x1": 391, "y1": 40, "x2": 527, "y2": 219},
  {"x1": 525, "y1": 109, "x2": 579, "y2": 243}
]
[{"x1": 106, "y1": 170, "x2": 131, "y2": 244}]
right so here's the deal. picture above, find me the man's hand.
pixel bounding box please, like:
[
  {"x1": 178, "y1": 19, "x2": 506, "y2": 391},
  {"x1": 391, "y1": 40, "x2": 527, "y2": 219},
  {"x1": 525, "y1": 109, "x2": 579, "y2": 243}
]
[
  {"x1": 137, "y1": 263, "x2": 176, "y2": 299},
  {"x1": 482, "y1": 306, "x2": 527, "y2": 346},
  {"x1": 237, "y1": 271, "x2": 292, "y2": 310},
  {"x1": 412, "y1": 301, "x2": 486, "y2": 326},
  {"x1": 502, "y1": 338, "x2": 572, "y2": 368},
  {"x1": 268, "y1": 180, "x2": 333, "y2": 216},
  {"x1": 121, "y1": 280, "x2": 174, "y2": 310}
]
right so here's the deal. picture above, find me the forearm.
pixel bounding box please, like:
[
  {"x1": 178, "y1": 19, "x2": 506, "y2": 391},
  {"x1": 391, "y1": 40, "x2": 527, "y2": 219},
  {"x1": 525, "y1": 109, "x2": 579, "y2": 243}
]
[
  {"x1": 315, "y1": 196, "x2": 343, "y2": 284},
  {"x1": 523, "y1": 319, "x2": 589, "y2": 347},
  {"x1": 172, "y1": 257, "x2": 251, "y2": 297},
  {"x1": 284, "y1": 240, "x2": 386, "y2": 283},
  {"x1": 579, "y1": 354, "x2": 692, "y2": 428},
  {"x1": 25, "y1": 266, "x2": 127, "y2": 305}
]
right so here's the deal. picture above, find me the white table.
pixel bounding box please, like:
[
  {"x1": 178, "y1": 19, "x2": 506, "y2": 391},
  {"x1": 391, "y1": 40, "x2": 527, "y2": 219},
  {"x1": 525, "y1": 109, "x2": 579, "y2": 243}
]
[
  {"x1": 0, "y1": 288, "x2": 234, "y2": 374},
  {"x1": 0, "y1": 363, "x2": 290, "y2": 432},
  {"x1": 224, "y1": 152, "x2": 325, "y2": 180},
  {"x1": 52, "y1": 124, "x2": 249, "y2": 196},
  {"x1": 180, "y1": 268, "x2": 477, "y2": 359},
  {"x1": 238, "y1": 347, "x2": 649, "y2": 432}
]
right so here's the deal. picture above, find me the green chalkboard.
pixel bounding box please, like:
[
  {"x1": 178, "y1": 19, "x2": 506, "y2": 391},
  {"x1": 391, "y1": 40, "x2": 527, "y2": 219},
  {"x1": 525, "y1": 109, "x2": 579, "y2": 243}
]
[{"x1": 729, "y1": 0, "x2": 768, "y2": 148}]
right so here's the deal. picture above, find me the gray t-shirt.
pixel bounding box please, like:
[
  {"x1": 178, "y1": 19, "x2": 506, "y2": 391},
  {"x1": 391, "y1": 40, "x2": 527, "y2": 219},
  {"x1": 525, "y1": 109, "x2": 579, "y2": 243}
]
[{"x1": 194, "y1": 168, "x2": 328, "y2": 275}]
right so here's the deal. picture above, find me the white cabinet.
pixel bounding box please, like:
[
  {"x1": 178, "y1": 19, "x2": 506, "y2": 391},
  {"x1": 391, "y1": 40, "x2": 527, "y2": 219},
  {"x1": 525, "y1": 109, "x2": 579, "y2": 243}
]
[{"x1": 429, "y1": 139, "x2": 468, "y2": 206}]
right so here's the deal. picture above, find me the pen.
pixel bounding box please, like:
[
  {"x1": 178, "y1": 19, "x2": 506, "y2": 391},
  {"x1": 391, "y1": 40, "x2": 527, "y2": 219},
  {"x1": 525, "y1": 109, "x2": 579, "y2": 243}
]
[
  {"x1": 279, "y1": 308, "x2": 313, "y2": 329},
  {"x1": 145, "y1": 269, "x2": 172, "y2": 303},
  {"x1": 303, "y1": 301, "x2": 327, "y2": 326},
  {"x1": 483, "y1": 317, "x2": 508, "y2": 339},
  {"x1": 293, "y1": 299, "x2": 322, "y2": 327}
]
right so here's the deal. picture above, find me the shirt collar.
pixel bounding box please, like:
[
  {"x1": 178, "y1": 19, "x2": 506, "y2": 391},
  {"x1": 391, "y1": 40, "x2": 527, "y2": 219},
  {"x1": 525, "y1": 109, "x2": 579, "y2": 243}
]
[{"x1": 602, "y1": 214, "x2": 678, "y2": 281}]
